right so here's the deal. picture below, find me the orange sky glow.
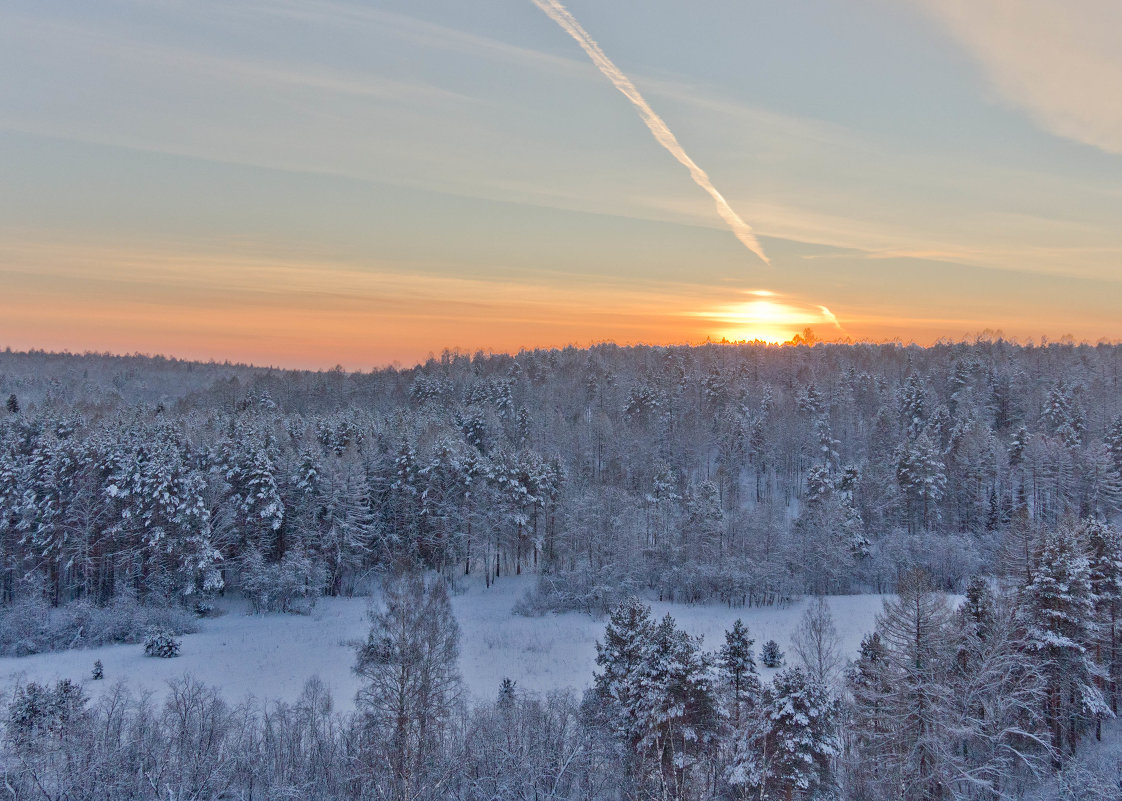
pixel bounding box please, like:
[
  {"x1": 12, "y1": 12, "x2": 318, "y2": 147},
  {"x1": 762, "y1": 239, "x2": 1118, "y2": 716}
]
[
  {"x1": 2, "y1": 241, "x2": 1114, "y2": 370},
  {"x1": 2, "y1": 2, "x2": 1122, "y2": 369}
]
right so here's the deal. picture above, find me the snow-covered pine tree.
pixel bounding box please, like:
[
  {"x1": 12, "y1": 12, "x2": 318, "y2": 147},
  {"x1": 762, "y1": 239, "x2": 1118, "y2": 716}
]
[
  {"x1": 765, "y1": 667, "x2": 839, "y2": 800},
  {"x1": 718, "y1": 619, "x2": 760, "y2": 725},
  {"x1": 1021, "y1": 522, "x2": 1111, "y2": 761},
  {"x1": 1084, "y1": 518, "x2": 1122, "y2": 714},
  {"x1": 896, "y1": 432, "x2": 946, "y2": 534},
  {"x1": 727, "y1": 667, "x2": 839, "y2": 801},
  {"x1": 497, "y1": 677, "x2": 517, "y2": 710},
  {"x1": 1105, "y1": 416, "x2": 1122, "y2": 477},
  {"x1": 761, "y1": 639, "x2": 784, "y2": 669},
  {"x1": 318, "y1": 456, "x2": 374, "y2": 596},
  {"x1": 143, "y1": 627, "x2": 180, "y2": 658},
  {"x1": 593, "y1": 597, "x2": 656, "y2": 750},
  {"x1": 633, "y1": 614, "x2": 718, "y2": 800},
  {"x1": 956, "y1": 575, "x2": 996, "y2": 672}
]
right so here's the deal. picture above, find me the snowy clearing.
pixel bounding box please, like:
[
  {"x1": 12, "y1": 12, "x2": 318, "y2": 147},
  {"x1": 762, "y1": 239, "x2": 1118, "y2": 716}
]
[{"x1": 0, "y1": 578, "x2": 896, "y2": 710}]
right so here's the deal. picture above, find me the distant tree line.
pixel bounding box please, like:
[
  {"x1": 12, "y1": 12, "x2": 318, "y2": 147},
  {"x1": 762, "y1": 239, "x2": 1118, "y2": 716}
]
[{"x1": 1, "y1": 339, "x2": 1122, "y2": 647}]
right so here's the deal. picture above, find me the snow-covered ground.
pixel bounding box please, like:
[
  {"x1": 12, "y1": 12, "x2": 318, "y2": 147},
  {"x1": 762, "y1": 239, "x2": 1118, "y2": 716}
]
[{"x1": 0, "y1": 578, "x2": 894, "y2": 710}]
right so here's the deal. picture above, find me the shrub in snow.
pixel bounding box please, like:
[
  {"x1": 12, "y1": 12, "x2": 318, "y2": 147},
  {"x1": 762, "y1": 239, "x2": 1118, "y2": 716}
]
[
  {"x1": 6, "y1": 679, "x2": 88, "y2": 744},
  {"x1": 498, "y1": 677, "x2": 517, "y2": 709},
  {"x1": 241, "y1": 547, "x2": 325, "y2": 614},
  {"x1": 0, "y1": 593, "x2": 197, "y2": 656},
  {"x1": 761, "y1": 639, "x2": 784, "y2": 669},
  {"x1": 514, "y1": 566, "x2": 642, "y2": 617},
  {"x1": 92, "y1": 659, "x2": 104, "y2": 680},
  {"x1": 144, "y1": 628, "x2": 181, "y2": 658}
]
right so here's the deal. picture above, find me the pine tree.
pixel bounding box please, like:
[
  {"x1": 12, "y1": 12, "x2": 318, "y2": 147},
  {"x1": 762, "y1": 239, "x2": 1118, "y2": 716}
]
[
  {"x1": 1106, "y1": 416, "x2": 1122, "y2": 476},
  {"x1": 636, "y1": 615, "x2": 718, "y2": 800},
  {"x1": 960, "y1": 575, "x2": 995, "y2": 644},
  {"x1": 766, "y1": 667, "x2": 840, "y2": 800},
  {"x1": 896, "y1": 433, "x2": 946, "y2": 533},
  {"x1": 1021, "y1": 523, "x2": 1111, "y2": 761},
  {"x1": 718, "y1": 619, "x2": 760, "y2": 724},
  {"x1": 1084, "y1": 518, "x2": 1122, "y2": 714},
  {"x1": 594, "y1": 597, "x2": 656, "y2": 750},
  {"x1": 1009, "y1": 424, "x2": 1029, "y2": 468},
  {"x1": 497, "y1": 677, "x2": 517, "y2": 710},
  {"x1": 318, "y1": 458, "x2": 374, "y2": 595},
  {"x1": 900, "y1": 373, "x2": 929, "y2": 437},
  {"x1": 594, "y1": 600, "x2": 718, "y2": 800},
  {"x1": 728, "y1": 668, "x2": 839, "y2": 801},
  {"x1": 761, "y1": 640, "x2": 784, "y2": 669},
  {"x1": 5, "y1": 393, "x2": 17, "y2": 414},
  {"x1": 143, "y1": 628, "x2": 181, "y2": 658}
]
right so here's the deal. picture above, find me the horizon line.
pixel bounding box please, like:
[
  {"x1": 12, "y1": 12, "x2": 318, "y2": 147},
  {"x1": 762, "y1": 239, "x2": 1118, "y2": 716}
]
[{"x1": 3, "y1": 330, "x2": 1120, "y2": 375}]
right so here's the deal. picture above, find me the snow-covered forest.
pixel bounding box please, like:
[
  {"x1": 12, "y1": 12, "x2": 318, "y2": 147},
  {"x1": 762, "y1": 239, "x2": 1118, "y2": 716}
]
[
  {"x1": 2, "y1": 341, "x2": 1122, "y2": 798},
  {"x1": 3, "y1": 340, "x2": 1121, "y2": 614}
]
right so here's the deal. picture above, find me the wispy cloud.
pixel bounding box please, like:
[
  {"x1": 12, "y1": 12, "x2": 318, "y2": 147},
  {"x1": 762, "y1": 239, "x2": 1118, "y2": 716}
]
[
  {"x1": 914, "y1": 0, "x2": 1122, "y2": 154},
  {"x1": 529, "y1": 0, "x2": 770, "y2": 264}
]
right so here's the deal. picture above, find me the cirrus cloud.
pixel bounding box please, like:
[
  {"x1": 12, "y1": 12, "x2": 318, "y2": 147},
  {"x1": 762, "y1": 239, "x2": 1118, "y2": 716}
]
[{"x1": 914, "y1": 0, "x2": 1122, "y2": 154}]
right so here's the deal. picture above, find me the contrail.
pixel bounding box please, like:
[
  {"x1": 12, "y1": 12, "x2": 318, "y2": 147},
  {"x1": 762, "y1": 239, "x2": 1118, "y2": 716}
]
[
  {"x1": 530, "y1": 0, "x2": 770, "y2": 265},
  {"x1": 819, "y1": 305, "x2": 844, "y2": 330}
]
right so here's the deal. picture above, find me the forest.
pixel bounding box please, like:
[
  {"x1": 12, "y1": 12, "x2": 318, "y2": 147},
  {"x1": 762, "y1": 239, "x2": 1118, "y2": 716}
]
[{"x1": 2, "y1": 340, "x2": 1122, "y2": 798}]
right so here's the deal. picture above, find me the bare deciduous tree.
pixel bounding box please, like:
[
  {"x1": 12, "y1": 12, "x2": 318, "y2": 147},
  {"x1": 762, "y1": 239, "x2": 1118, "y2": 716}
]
[
  {"x1": 354, "y1": 571, "x2": 463, "y2": 801},
  {"x1": 790, "y1": 595, "x2": 843, "y2": 688}
]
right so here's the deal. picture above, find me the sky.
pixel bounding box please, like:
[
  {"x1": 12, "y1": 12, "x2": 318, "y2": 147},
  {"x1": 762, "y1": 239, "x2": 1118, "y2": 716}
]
[{"x1": 1, "y1": 0, "x2": 1120, "y2": 369}]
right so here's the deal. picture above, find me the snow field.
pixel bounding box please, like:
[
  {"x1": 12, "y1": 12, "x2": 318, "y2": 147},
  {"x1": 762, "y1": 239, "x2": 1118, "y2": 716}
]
[{"x1": 0, "y1": 577, "x2": 893, "y2": 710}]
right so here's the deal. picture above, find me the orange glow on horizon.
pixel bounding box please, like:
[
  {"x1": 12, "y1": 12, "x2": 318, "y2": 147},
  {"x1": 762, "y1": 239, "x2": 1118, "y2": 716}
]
[{"x1": 2, "y1": 242, "x2": 1119, "y2": 370}]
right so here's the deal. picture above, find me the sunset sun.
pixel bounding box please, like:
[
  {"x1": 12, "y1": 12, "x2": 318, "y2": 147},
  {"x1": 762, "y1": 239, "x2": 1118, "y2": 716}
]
[{"x1": 691, "y1": 290, "x2": 842, "y2": 344}]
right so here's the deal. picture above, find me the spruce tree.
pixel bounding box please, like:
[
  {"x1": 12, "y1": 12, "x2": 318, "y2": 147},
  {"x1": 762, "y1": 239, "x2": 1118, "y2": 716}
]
[
  {"x1": 497, "y1": 677, "x2": 517, "y2": 710},
  {"x1": 1106, "y1": 416, "x2": 1122, "y2": 476},
  {"x1": 638, "y1": 615, "x2": 718, "y2": 800},
  {"x1": 594, "y1": 601, "x2": 718, "y2": 799}
]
